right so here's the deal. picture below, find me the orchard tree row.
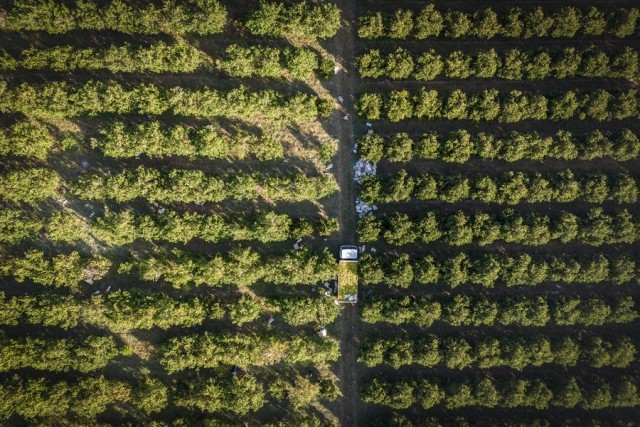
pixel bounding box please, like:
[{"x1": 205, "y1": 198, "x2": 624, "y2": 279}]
[
  {"x1": 359, "y1": 334, "x2": 635, "y2": 370},
  {"x1": 358, "y1": 5, "x2": 639, "y2": 40},
  {"x1": 0, "y1": 373, "x2": 335, "y2": 420},
  {"x1": 0, "y1": 81, "x2": 333, "y2": 121},
  {"x1": 72, "y1": 167, "x2": 337, "y2": 203},
  {"x1": 219, "y1": 44, "x2": 333, "y2": 79},
  {"x1": 92, "y1": 121, "x2": 284, "y2": 160},
  {"x1": 380, "y1": 415, "x2": 636, "y2": 427},
  {"x1": 359, "y1": 252, "x2": 637, "y2": 288},
  {"x1": 174, "y1": 374, "x2": 337, "y2": 415},
  {"x1": 0, "y1": 166, "x2": 337, "y2": 204},
  {"x1": 362, "y1": 295, "x2": 637, "y2": 328},
  {"x1": 0, "y1": 376, "x2": 163, "y2": 420},
  {"x1": 92, "y1": 209, "x2": 337, "y2": 245},
  {"x1": 0, "y1": 247, "x2": 336, "y2": 288},
  {"x1": 0, "y1": 42, "x2": 204, "y2": 74},
  {"x1": 1, "y1": 208, "x2": 338, "y2": 245},
  {"x1": 358, "y1": 129, "x2": 640, "y2": 163},
  {"x1": 0, "y1": 290, "x2": 340, "y2": 330},
  {"x1": 0, "y1": 43, "x2": 334, "y2": 80},
  {"x1": 0, "y1": 333, "x2": 343, "y2": 376},
  {"x1": 92, "y1": 120, "x2": 282, "y2": 160},
  {"x1": 159, "y1": 332, "x2": 340, "y2": 372},
  {"x1": 127, "y1": 247, "x2": 336, "y2": 288},
  {"x1": 0, "y1": 336, "x2": 120, "y2": 373},
  {"x1": 1, "y1": 119, "x2": 285, "y2": 160},
  {"x1": 243, "y1": 1, "x2": 340, "y2": 41},
  {"x1": 1, "y1": 0, "x2": 227, "y2": 35},
  {"x1": 360, "y1": 169, "x2": 637, "y2": 205},
  {"x1": 2, "y1": 0, "x2": 341, "y2": 40},
  {"x1": 359, "y1": 208, "x2": 638, "y2": 247},
  {"x1": 356, "y1": 88, "x2": 638, "y2": 122},
  {"x1": 362, "y1": 375, "x2": 640, "y2": 410},
  {"x1": 357, "y1": 47, "x2": 638, "y2": 81},
  {"x1": 1, "y1": 250, "x2": 110, "y2": 288},
  {"x1": 0, "y1": 120, "x2": 77, "y2": 159},
  {"x1": 0, "y1": 168, "x2": 59, "y2": 203}
]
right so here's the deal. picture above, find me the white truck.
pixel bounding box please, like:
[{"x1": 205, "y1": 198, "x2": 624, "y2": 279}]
[{"x1": 337, "y1": 245, "x2": 358, "y2": 304}]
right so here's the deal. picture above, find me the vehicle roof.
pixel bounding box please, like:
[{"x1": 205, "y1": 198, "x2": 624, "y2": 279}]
[{"x1": 340, "y1": 246, "x2": 358, "y2": 260}]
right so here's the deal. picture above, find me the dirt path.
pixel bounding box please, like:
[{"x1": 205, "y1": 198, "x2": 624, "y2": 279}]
[{"x1": 330, "y1": 0, "x2": 359, "y2": 425}]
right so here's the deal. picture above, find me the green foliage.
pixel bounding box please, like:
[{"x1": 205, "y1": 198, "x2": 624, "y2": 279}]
[
  {"x1": 385, "y1": 48, "x2": 414, "y2": 80},
  {"x1": 93, "y1": 121, "x2": 283, "y2": 160},
  {"x1": 388, "y1": 10, "x2": 414, "y2": 39},
  {"x1": 443, "y1": 10, "x2": 472, "y2": 38},
  {"x1": 0, "y1": 168, "x2": 60, "y2": 203},
  {"x1": 219, "y1": 44, "x2": 323, "y2": 80},
  {"x1": 0, "y1": 376, "x2": 132, "y2": 420},
  {"x1": 415, "y1": 5, "x2": 443, "y2": 39},
  {"x1": 414, "y1": 49, "x2": 443, "y2": 80},
  {"x1": 362, "y1": 378, "x2": 415, "y2": 409},
  {"x1": 73, "y1": 167, "x2": 336, "y2": 204},
  {"x1": 0, "y1": 292, "x2": 82, "y2": 329},
  {"x1": 358, "y1": 12, "x2": 384, "y2": 39},
  {"x1": 363, "y1": 375, "x2": 640, "y2": 410},
  {"x1": 357, "y1": 5, "x2": 639, "y2": 40},
  {"x1": 277, "y1": 297, "x2": 340, "y2": 326},
  {"x1": 0, "y1": 209, "x2": 88, "y2": 244},
  {"x1": 360, "y1": 251, "x2": 636, "y2": 287},
  {"x1": 0, "y1": 49, "x2": 18, "y2": 70},
  {"x1": 47, "y1": 212, "x2": 88, "y2": 242},
  {"x1": 97, "y1": 290, "x2": 220, "y2": 330},
  {"x1": 12, "y1": 41, "x2": 205, "y2": 73},
  {"x1": 362, "y1": 208, "x2": 639, "y2": 247},
  {"x1": 3, "y1": 0, "x2": 227, "y2": 35},
  {"x1": 0, "y1": 209, "x2": 43, "y2": 244},
  {"x1": 0, "y1": 290, "x2": 334, "y2": 331},
  {"x1": 358, "y1": 46, "x2": 639, "y2": 81},
  {"x1": 244, "y1": 1, "x2": 341, "y2": 41},
  {"x1": 229, "y1": 295, "x2": 263, "y2": 326},
  {"x1": 357, "y1": 134, "x2": 385, "y2": 163},
  {"x1": 360, "y1": 169, "x2": 637, "y2": 205},
  {"x1": 0, "y1": 336, "x2": 120, "y2": 372},
  {"x1": 384, "y1": 133, "x2": 413, "y2": 162},
  {"x1": 175, "y1": 376, "x2": 265, "y2": 415},
  {"x1": 386, "y1": 90, "x2": 413, "y2": 121},
  {"x1": 356, "y1": 50, "x2": 384, "y2": 79},
  {"x1": 359, "y1": 334, "x2": 635, "y2": 369},
  {"x1": 88, "y1": 209, "x2": 330, "y2": 245},
  {"x1": 315, "y1": 217, "x2": 339, "y2": 237},
  {"x1": 159, "y1": 333, "x2": 339, "y2": 372},
  {"x1": 283, "y1": 375, "x2": 322, "y2": 409},
  {"x1": 132, "y1": 378, "x2": 168, "y2": 415},
  {"x1": 127, "y1": 247, "x2": 337, "y2": 289},
  {"x1": 609, "y1": 8, "x2": 640, "y2": 37},
  {"x1": 356, "y1": 88, "x2": 639, "y2": 122},
  {"x1": 0, "y1": 120, "x2": 77, "y2": 158},
  {"x1": 0, "y1": 81, "x2": 328, "y2": 121},
  {"x1": 362, "y1": 294, "x2": 637, "y2": 328},
  {"x1": 356, "y1": 93, "x2": 384, "y2": 120},
  {"x1": 1, "y1": 250, "x2": 110, "y2": 287}
]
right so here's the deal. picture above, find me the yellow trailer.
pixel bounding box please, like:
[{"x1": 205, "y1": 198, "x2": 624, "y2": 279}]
[{"x1": 337, "y1": 245, "x2": 358, "y2": 304}]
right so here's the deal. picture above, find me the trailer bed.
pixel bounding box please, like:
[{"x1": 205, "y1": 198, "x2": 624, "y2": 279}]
[{"x1": 338, "y1": 260, "x2": 358, "y2": 303}]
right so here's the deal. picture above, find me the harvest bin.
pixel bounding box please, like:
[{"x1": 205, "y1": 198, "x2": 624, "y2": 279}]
[{"x1": 337, "y1": 245, "x2": 358, "y2": 304}]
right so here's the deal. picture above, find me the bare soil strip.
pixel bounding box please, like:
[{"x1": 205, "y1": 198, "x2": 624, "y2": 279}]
[{"x1": 331, "y1": 0, "x2": 359, "y2": 424}]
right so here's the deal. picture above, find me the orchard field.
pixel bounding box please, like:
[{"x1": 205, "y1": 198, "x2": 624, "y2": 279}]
[
  {"x1": 353, "y1": 0, "x2": 640, "y2": 425},
  {"x1": 0, "y1": 0, "x2": 348, "y2": 425},
  {"x1": 2, "y1": 0, "x2": 640, "y2": 425}
]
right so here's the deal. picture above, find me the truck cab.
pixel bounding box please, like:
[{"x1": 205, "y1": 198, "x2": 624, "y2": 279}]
[{"x1": 337, "y1": 245, "x2": 358, "y2": 304}]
